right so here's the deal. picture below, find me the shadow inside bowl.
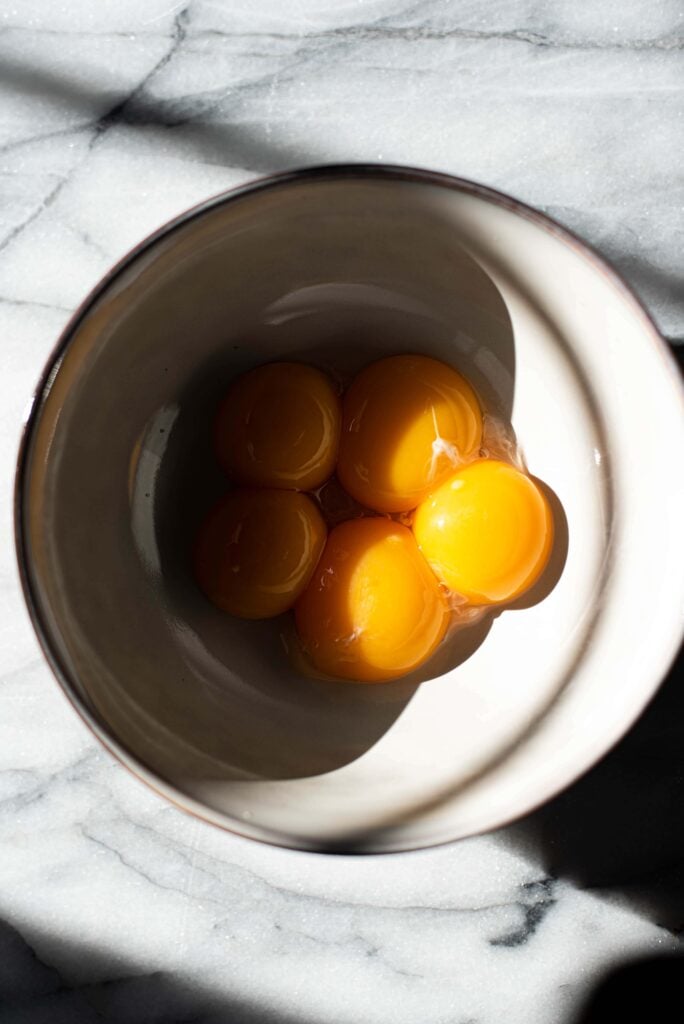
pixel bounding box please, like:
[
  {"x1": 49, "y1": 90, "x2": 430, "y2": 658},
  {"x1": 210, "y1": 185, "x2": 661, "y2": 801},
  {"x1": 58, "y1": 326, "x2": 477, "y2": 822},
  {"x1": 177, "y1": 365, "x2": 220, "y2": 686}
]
[
  {"x1": 507, "y1": 477, "x2": 569, "y2": 612},
  {"x1": 130, "y1": 269, "x2": 520, "y2": 781}
]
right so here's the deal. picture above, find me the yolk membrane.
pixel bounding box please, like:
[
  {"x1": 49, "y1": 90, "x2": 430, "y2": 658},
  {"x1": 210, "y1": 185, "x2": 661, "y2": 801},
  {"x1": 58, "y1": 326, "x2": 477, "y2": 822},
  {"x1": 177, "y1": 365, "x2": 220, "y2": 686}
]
[
  {"x1": 295, "y1": 517, "x2": 449, "y2": 682},
  {"x1": 194, "y1": 488, "x2": 327, "y2": 619},
  {"x1": 413, "y1": 459, "x2": 553, "y2": 605},
  {"x1": 337, "y1": 354, "x2": 482, "y2": 513},
  {"x1": 215, "y1": 362, "x2": 341, "y2": 491}
]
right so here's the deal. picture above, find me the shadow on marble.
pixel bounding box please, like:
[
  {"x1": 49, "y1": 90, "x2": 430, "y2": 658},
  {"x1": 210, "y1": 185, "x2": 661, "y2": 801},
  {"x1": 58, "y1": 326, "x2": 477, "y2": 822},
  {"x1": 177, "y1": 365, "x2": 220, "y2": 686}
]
[
  {"x1": 0, "y1": 53, "x2": 321, "y2": 173},
  {"x1": 0, "y1": 916, "x2": 302, "y2": 1024},
  {"x1": 500, "y1": 640, "x2": 684, "y2": 934},
  {"x1": 604, "y1": 252, "x2": 684, "y2": 345},
  {"x1": 571, "y1": 951, "x2": 684, "y2": 1022},
  {"x1": 670, "y1": 342, "x2": 684, "y2": 373},
  {"x1": 499, "y1": 344, "x2": 683, "y2": 932}
]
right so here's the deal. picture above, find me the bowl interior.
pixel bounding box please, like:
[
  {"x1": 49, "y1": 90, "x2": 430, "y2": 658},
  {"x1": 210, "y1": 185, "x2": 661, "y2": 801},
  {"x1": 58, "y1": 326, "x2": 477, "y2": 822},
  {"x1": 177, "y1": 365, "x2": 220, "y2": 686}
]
[{"x1": 20, "y1": 171, "x2": 683, "y2": 850}]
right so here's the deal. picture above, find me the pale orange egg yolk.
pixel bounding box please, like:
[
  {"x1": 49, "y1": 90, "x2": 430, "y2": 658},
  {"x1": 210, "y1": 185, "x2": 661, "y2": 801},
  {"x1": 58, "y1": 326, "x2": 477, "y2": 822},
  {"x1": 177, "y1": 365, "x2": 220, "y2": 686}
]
[
  {"x1": 295, "y1": 517, "x2": 449, "y2": 682},
  {"x1": 337, "y1": 354, "x2": 482, "y2": 514},
  {"x1": 194, "y1": 489, "x2": 327, "y2": 619},
  {"x1": 215, "y1": 362, "x2": 341, "y2": 491},
  {"x1": 413, "y1": 460, "x2": 553, "y2": 605}
]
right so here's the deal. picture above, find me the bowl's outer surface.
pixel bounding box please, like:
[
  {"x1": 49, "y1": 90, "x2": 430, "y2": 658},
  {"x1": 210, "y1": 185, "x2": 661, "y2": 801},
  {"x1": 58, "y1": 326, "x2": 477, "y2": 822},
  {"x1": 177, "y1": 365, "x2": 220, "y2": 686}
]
[{"x1": 16, "y1": 166, "x2": 684, "y2": 852}]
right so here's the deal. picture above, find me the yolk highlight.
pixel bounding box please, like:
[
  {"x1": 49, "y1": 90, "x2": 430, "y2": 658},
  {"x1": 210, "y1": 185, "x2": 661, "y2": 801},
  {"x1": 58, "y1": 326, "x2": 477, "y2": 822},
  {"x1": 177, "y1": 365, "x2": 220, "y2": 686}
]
[
  {"x1": 215, "y1": 362, "x2": 341, "y2": 490},
  {"x1": 295, "y1": 517, "x2": 449, "y2": 682},
  {"x1": 413, "y1": 459, "x2": 553, "y2": 605},
  {"x1": 194, "y1": 488, "x2": 327, "y2": 619},
  {"x1": 337, "y1": 354, "x2": 482, "y2": 513}
]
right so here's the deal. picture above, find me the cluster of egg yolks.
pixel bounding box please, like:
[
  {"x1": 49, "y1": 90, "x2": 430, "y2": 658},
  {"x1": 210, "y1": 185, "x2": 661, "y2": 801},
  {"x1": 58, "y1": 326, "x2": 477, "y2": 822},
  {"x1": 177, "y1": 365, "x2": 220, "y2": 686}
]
[
  {"x1": 196, "y1": 356, "x2": 553, "y2": 681},
  {"x1": 413, "y1": 459, "x2": 554, "y2": 605},
  {"x1": 214, "y1": 362, "x2": 341, "y2": 491},
  {"x1": 194, "y1": 488, "x2": 326, "y2": 619},
  {"x1": 337, "y1": 354, "x2": 483, "y2": 513},
  {"x1": 295, "y1": 518, "x2": 449, "y2": 682}
]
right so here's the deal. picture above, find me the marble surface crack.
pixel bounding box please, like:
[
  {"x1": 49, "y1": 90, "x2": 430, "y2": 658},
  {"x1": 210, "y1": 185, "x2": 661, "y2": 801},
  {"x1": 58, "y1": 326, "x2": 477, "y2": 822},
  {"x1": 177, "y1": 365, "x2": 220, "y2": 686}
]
[
  {"x1": 314, "y1": 25, "x2": 684, "y2": 52},
  {"x1": 0, "y1": 26, "x2": 172, "y2": 39},
  {"x1": 0, "y1": 295, "x2": 73, "y2": 312},
  {"x1": 270, "y1": 920, "x2": 426, "y2": 980},
  {"x1": 21, "y1": 20, "x2": 680, "y2": 53},
  {"x1": 97, "y1": 4, "x2": 191, "y2": 131},
  {"x1": 83, "y1": 819, "x2": 541, "y2": 928},
  {"x1": 0, "y1": 9, "x2": 191, "y2": 257},
  {"x1": 159, "y1": 24, "x2": 683, "y2": 53},
  {"x1": 489, "y1": 879, "x2": 557, "y2": 948},
  {"x1": 0, "y1": 125, "x2": 98, "y2": 157},
  {"x1": 0, "y1": 176, "x2": 71, "y2": 257},
  {"x1": 78, "y1": 823, "x2": 233, "y2": 909},
  {"x1": 0, "y1": 750, "x2": 103, "y2": 812}
]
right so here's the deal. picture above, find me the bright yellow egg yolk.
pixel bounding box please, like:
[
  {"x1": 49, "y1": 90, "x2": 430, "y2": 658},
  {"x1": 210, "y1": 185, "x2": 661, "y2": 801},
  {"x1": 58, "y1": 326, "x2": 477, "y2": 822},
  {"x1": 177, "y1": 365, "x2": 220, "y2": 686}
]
[
  {"x1": 214, "y1": 362, "x2": 341, "y2": 490},
  {"x1": 194, "y1": 489, "x2": 327, "y2": 619},
  {"x1": 295, "y1": 517, "x2": 449, "y2": 682},
  {"x1": 337, "y1": 354, "x2": 482, "y2": 514},
  {"x1": 413, "y1": 460, "x2": 554, "y2": 605}
]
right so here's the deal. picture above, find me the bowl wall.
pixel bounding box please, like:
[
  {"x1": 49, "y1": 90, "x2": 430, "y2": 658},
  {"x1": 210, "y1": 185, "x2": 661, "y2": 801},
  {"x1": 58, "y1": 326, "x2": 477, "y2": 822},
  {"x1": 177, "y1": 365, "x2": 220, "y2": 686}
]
[{"x1": 18, "y1": 167, "x2": 684, "y2": 851}]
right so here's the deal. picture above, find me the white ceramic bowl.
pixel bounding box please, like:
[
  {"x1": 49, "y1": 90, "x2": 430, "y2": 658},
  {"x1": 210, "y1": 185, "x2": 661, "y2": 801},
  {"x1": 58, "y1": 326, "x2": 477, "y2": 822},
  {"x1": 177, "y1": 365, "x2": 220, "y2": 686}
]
[{"x1": 15, "y1": 166, "x2": 684, "y2": 852}]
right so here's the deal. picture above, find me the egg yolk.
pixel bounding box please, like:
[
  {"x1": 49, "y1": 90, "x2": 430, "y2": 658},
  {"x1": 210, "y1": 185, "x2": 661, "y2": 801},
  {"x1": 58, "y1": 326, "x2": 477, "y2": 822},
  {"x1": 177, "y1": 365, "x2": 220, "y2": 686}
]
[
  {"x1": 413, "y1": 460, "x2": 553, "y2": 605},
  {"x1": 194, "y1": 488, "x2": 327, "y2": 619},
  {"x1": 295, "y1": 517, "x2": 449, "y2": 682},
  {"x1": 214, "y1": 362, "x2": 341, "y2": 491},
  {"x1": 337, "y1": 354, "x2": 482, "y2": 514}
]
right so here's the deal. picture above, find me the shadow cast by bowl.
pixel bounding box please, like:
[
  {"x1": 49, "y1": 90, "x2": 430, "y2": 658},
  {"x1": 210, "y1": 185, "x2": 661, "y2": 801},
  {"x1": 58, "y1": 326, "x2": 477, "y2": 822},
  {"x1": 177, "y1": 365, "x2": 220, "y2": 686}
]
[
  {"x1": 0, "y1": 49, "x2": 322, "y2": 175},
  {"x1": 487, "y1": 346, "x2": 682, "y2": 938},
  {"x1": 507, "y1": 477, "x2": 569, "y2": 611},
  {"x1": 0, "y1": 915, "x2": 306, "y2": 1024},
  {"x1": 570, "y1": 952, "x2": 684, "y2": 1023},
  {"x1": 499, "y1": 641, "x2": 684, "y2": 934}
]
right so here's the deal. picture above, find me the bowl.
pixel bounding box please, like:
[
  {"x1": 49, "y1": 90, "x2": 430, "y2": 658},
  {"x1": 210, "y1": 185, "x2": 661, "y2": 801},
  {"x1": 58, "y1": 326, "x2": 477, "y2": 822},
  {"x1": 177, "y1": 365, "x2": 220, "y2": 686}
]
[{"x1": 15, "y1": 165, "x2": 684, "y2": 852}]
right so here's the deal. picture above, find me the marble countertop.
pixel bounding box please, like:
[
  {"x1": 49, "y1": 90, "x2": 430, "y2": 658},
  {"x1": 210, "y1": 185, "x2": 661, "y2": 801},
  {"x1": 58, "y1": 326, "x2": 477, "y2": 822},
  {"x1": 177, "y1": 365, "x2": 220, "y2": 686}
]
[{"x1": 1, "y1": 1, "x2": 682, "y2": 1021}]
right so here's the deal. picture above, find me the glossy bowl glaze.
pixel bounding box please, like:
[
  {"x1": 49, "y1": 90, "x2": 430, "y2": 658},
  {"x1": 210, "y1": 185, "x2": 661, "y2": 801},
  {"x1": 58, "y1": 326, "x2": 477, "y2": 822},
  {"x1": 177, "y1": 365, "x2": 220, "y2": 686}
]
[{"x1": 15, "y1": 165, "x2": 684, "y2": 852}]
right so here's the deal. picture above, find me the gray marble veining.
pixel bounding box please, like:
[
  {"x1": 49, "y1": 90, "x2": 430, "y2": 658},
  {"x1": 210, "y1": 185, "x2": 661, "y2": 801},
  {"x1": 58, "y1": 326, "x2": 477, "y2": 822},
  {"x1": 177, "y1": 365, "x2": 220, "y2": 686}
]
[{"x1": 1, "y1": 1, "x2": 682, "y2": 1021}]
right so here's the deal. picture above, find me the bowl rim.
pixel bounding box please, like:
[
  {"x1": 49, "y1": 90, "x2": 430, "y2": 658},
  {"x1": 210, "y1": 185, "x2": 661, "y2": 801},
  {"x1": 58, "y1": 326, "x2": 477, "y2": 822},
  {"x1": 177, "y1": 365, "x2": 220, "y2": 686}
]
[{"x1": 14, "y1": 162, "x2": 684, "y2": 854}]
